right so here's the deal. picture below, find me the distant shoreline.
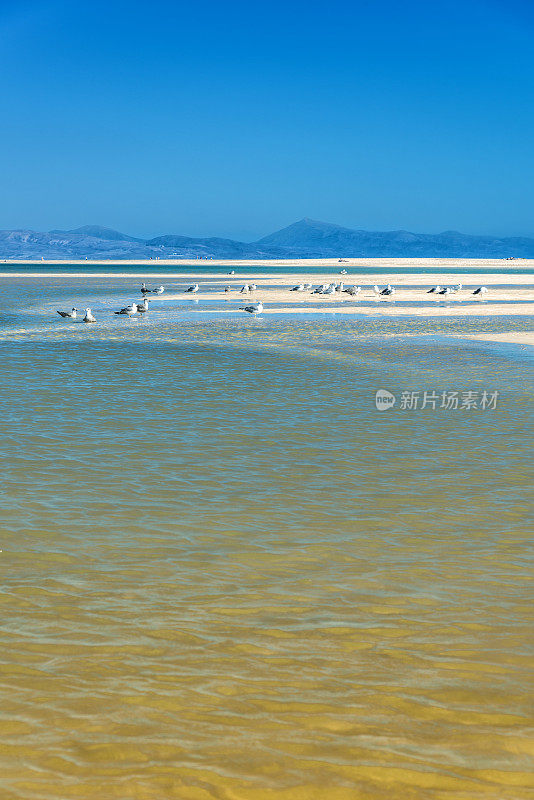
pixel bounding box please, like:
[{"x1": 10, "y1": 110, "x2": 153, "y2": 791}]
[{"x1": 1, "y1": 257, "x2": 533, "y2": 268}]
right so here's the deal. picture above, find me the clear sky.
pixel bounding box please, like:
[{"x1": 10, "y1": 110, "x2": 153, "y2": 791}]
[{"x1": 1, "y1": 0, "x2": 533, "y2": 240}]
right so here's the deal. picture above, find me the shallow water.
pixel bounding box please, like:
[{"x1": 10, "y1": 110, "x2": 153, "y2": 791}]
[{"x1": 1, "y1": 277, "x2": 533, "y2": 799}]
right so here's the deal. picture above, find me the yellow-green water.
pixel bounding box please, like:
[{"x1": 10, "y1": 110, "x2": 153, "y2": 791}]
[{"x1": 0, "y1": 278, "x2": 533, "y2": 799}]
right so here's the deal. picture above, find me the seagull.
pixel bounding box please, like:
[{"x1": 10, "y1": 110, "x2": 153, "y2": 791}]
[
  {"x1": 303, "y1": 283, "x2": 313, "y2": 289},
  {"x1": 427, "y1": 285, "x2": 441, "y2": 293},
  {"x1": 137, "y1": 298, "x2": 150, "y2": 313},
  {"x1": 373, "y1": 285, "x2": 381, "y2": 296},
  {"x1": 438, "y1": 287, "x2": 451, "y2": 296},
  {"x1": 154, "y1": 285, "x2": 164, "y2": 294},
  {"x1": 324, "y1": 284, "x2": 336, "y2": 294},
  {"x1": 249, "y1": 283, "x2": 257, "y2": 291},
  {"x1": 115, "y1": 303, "x2": 138, "y2": 315},
  {"x1": 290, "y1": 284, "x2": 305, "y2": 291},
  {"x1": 141, "y1": 282, "x2": 149, "y2": 294},
  {"x1": 240, "y1": 301, "x2": 263, "y2": 315},
  {"x1": 344, "y1": 286, "x2": 361, "y2": 296},
  {"x1": 451, "y1": 283, "x2": 463, "y2": 293},
  {"x1": 380, "y1": 284, "x2": 394, "y2": 295},
  {"x1": 83, "y1": 308, "x2": 96, "y2": 323},
  {"x1": 313, "y1": 284, "x2": 328, "y2": 294},
  {"x1": 186, "y1": 284, "x2": 199, "y2": 293},
  {"x1": 339, "y1": 269, "x2": 348, "y2": 274},
  {"x1": 228, "y1": 270, "x2": 235, "y2": 275},
  {"x1": 224, "y1": 285, "x2": 231, "y2": 292},
  {"x1": 337, "y1": 282, "x2": 344, "y2": 293},
  {"x1": 473, "y1": 286, "x2": 488, "y2": 295},
  {"x1": 240, "y1": 284, "x2": 250, "y2": 294},
  {"x1": 57, "y1": 307, "x2": 77, "y2": 319}
]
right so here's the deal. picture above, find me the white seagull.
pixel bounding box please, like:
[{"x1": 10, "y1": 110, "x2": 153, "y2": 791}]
[
  {"x1": 154, "y1": 285, "x2": 165, "y2": 294},
  {"x1": 83, "y1": 308, "x2": 96, "y2": 323},
  {"x1": 186, "y1": 284, "x2": 199, "y2": 293},
  {"x1": 291, "y1": 284, "x2": 305, "y2": 292},
  {"x1": 427, "y1": 285, "x2": 441, "y2": 293},
  {"x1": 473, "y1": 286, "x2": 489, "y2": 295},
  {"x1": 240, "y1": 301, "x2": 263, "y2": 315},
  {"x1": 137, "y1": 298, "x2": 150, "y2": 313},
  {"x1": 380, "y1": 284, "x2": 395, "y2": 296},
  {"x1": 373, "y1": 285, "x2": 381, "y2": 296},
  {"x1": 438, "y1": 287, "x2": 451, "y2": 296},
  {"x1": 240, "y1": 284, "x2": 250, "y2": 294},
  {"x1": 115, "y1": 303, "x2": 138, "y2": 315},
  {"x1": 57, "y1": 307, "x2": 77, "y2": 319}
]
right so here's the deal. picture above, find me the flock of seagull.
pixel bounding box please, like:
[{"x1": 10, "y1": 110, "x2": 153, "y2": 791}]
[
  {"x1": 55, "y1": 279, "x2": 492, "y2": 322},
  {"x1": 56, "y1": 283, "x2": 165, "y2": 323}
]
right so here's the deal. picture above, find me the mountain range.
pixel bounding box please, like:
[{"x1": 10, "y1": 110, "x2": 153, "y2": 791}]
[{"x1": 1, "y1": 218, "x2": 532, "y2": 260}]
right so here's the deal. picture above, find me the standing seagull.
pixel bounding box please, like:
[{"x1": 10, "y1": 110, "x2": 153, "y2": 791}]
[
  {"x1": 240, "y1": 301, "x2": 263, "y2": 315},
  {"x1": 137, "y1": 298, "x2": 150, "y2": 313},
  {"x1": 427, "y1": 285, "x2": 441, "y2": 293},
  {"x1": 438, "y1": 287, "x2": 451, "y2": 296},
  {"x1": 373, "y1": 285, "x2": 381, "y2": 296},
  {"x1": 473, "y1": 286, "x2": 488, "y2": 295},
  {"x1": 380, "y1": 284, "x2": 395, "y2": 296},
  {"x1": 57, "y1": 307, "x2": 77, "y2": 319},
  {"x1": 154, "y1": 285, "x2": 165, "y2": 294},
  {"x1": 115, "y1": 303, "x2": 138, "y2": 316},
  {"x1": 83, "y1": 308, "x2": 96, "y2": 323},
  {"x1": 291, "y1": 284, "x2": 305, "y2": 292},
  {"x1": 186, "y1": 284, "x2": 199, "y2": 293}
]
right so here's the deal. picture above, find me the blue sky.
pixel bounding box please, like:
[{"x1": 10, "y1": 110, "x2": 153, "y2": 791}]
[{"x1": 1, "y1": 0, "x2": 533, "y2": 240}]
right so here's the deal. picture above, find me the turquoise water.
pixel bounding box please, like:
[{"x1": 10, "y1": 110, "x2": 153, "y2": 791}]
[
  {"x1": 2, "y1": 261, "x2": 534, "y2": 275},
  {"x1": 0, "y1": 276, "x2": 533, "y2": 799}
]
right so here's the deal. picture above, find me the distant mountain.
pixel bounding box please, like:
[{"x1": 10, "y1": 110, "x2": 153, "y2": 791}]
[
  {"x1": 257, "y1": 218, "x2": 534, "y2": 258},
  {"x1": 0, "y1": 218, "x2": 532, "y2": 259},
  {"x1": 50, "y1": 225, "x2": 143, "y2": 242},
  {"x1": 146, "y1": 234, "x2": 284, "y2": 259}
]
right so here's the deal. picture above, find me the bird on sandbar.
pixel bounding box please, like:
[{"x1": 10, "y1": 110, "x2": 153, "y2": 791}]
[
  {"x1": 473, "y1": 286, "x2": 488, "y2": 295},
  {"x1": 240, "y1": 301, "x2": 263, "y2": 315},
  {"x1": 137, "y1": 298, "x2": 150, "y2": 313},
  {"x1": 186, "y1": 284, "x2": 199, "y2": 293},
  {"x1": 380, "y1": 285, "x2": 395, "y2": 296},
  {"x1": 57, "y1": 307, "x2": 77, "y2": 319},
  {"x1": 427, "y1": 285, "x2": 441, "y2": 293},
  {"x1": 115, "y1": 303, "x2": 138, "y2": 316},
  {"x1": 291, "y1": 284, "x2": 305, "y2": 291}
]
